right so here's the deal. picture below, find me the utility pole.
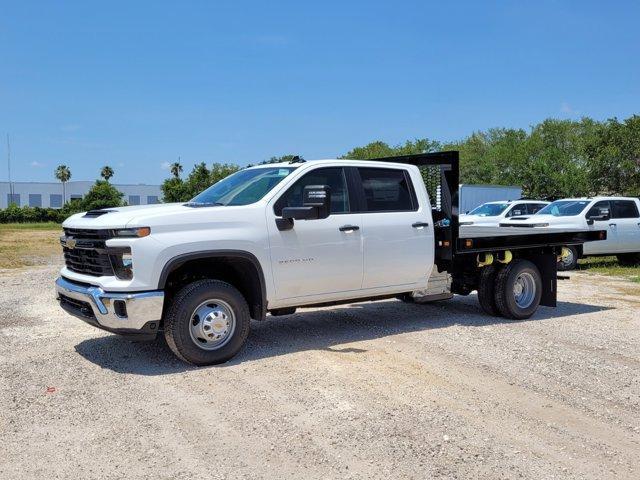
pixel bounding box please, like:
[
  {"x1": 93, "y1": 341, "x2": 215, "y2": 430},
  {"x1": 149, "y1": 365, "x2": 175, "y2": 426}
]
[{"x1": 6, "y1": 134, "x2": 13, "y2": 200}]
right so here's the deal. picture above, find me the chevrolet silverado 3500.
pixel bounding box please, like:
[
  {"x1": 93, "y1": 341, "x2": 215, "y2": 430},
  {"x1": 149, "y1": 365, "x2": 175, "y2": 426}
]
[{"x1": 56, "y1": 152, "x2": 606, "y2": 365}]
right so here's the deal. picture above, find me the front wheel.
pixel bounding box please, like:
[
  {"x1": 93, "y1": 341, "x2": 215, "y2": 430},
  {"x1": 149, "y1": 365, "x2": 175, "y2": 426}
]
[
  {"x1": 164, "y1": 279, "x2": 251, "y2": 365},
  {"x1": 494, "y1": 259, "x2": 542, "y2": 320},
  {"x1": 557, "y1": 245, "x2": 578, "y2": 271}
]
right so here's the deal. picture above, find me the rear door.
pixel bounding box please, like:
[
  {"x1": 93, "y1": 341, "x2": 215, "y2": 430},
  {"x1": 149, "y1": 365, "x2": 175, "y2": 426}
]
[
  {"x1": 611, "y1": 200, "x2": 640, "y2": 252},
  {"x1": 356, "y1": 167, "x2": 434, "y2": 290}
]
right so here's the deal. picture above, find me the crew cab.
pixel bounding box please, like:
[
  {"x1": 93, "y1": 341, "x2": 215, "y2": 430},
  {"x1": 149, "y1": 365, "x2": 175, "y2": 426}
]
[
  {"x1": 460, "y1": 200, "x2": 550, "y2": 227},
  {"x1": 500, "y1": 197, "x2": 640, "y2": 270},
  {"x1": 55, "y1": 152, "x2": 605, "y2": 365}
]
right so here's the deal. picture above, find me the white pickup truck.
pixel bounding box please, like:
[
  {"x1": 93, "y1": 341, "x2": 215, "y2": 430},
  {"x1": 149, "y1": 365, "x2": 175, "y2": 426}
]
[
  {"x1": 460, "y1": 200, "x2": 550, "y2": 226},
  {"x1": 55, "y1": 152, "x2": 605, "y2": 365},
  {"x1": 500, "y1": 197, "x2": 640, "y2": 270}
]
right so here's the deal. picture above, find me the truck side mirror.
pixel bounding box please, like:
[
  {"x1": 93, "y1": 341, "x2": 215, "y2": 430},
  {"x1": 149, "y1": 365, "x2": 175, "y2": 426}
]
[
  {"x1": 586, "y1": 210, "x2": 610, "y2": 225},
  {"x1": 276, "y1": 185, "x2": 331, "y2": 231}
]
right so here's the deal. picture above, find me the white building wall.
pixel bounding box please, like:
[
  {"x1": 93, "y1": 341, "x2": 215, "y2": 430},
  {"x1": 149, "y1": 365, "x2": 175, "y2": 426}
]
[
  {"x1": 0, "y1": 181, "x2": 162, "y2": 209},
  {"x1": 459, "y1": 184, "x2": 523, "y2": 213}
]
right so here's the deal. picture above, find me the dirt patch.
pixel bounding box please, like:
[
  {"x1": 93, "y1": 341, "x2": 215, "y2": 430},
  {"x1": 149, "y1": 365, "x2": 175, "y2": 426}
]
[
  {"x1": 0, "y1": 267, "x2": 638, "y2": 479},
  {"x1": 0, "y1": 227, "x2": 62, "y2": 269}
]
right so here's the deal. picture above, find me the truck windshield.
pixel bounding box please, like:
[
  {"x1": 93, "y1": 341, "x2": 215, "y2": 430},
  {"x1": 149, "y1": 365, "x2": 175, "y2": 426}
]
[
  {"x1": 536, "y1": 200, "x2": 590, "y2": 216},
  {"x1": 468, "y1": 203, "x2": 510, "y2": 216},
  {"x1": 188, "y1": 167, "x2": 295, "y2": 206}
]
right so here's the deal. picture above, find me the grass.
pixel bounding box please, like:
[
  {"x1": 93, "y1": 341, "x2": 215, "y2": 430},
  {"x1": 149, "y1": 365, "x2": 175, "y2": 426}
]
[
  {"x1": 0, "y1": 222, "x2": 61, "y2": 231},
  {"x1": 0, "y1": 224, "x2": 62, "y2": 269},
  {"x1": 577, "y1": 256, "x2": 640, "y2": 283}
]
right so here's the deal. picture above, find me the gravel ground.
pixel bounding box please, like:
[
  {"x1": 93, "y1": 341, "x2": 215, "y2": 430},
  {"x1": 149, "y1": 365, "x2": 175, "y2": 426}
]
[{"x1": 0, "y1": 265, "x2": 639, "y2": 479}]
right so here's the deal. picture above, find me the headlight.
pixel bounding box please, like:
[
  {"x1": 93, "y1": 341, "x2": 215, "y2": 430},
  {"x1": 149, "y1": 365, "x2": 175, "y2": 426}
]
[
  {"x1": 112, "y1": 227, "x2": 151, "y2": 238},
  {"x1": 109, "y1": 248, "x2": 133, "y2": 280}
]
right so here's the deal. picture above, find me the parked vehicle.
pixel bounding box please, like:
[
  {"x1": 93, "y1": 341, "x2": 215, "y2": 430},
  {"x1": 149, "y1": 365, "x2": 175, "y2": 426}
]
[
  {"x1": 459, "y1": 184, "x2": 522, "y2": 213},
  {"x1": 55, "y1": 152, "x2": 605, "y2": 365},
  {"x1": 460, "y1": 200, "x2": 550, "y2": 227},
  {"x1": 500, "y1": 197, "x2": 640, "y2": 270}
]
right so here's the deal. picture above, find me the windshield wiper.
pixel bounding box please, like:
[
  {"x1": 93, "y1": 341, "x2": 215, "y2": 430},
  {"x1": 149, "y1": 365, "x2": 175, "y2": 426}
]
[{"x1": 184, "y1": 202, "x2": 225, "y2": 208}]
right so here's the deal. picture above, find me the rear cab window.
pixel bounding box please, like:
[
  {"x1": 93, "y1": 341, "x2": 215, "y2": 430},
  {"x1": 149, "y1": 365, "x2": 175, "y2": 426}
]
[
  {"x1": 611, "y1": 200, "x2": 640, "y2": 218},
  {"x1": 357, "y1": 167, "x2": 417, "y2": 212}
]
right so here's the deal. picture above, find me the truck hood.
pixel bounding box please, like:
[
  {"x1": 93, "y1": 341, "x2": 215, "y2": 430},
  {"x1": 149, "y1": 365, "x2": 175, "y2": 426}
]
[
  {"x1": 63, "y1": 203, "x2": 199, "y2": 229},
  {"x1": 499, "y1": 214, "x2": 583, "y2": 229},
  {"x1": 459, "y1": 214, "x2": 502, "y2": 225}
]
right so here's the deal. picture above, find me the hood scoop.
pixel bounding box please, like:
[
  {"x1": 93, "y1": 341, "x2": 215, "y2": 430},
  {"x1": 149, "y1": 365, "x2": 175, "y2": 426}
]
[{"x1": 83, "y1": 209, "x2": 118, "y2": 218}]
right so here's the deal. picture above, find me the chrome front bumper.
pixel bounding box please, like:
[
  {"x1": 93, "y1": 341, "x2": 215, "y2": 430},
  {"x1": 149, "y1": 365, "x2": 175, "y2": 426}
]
[{"x1": 55, "y1": 276, "x2": 164, "y2": 331}]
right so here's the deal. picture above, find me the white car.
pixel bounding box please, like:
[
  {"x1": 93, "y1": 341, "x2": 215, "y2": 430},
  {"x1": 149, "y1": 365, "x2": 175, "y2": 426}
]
[
  {"x1": 500, "y1": 197, "x2": 640, "y2": 270},
  {"x1": 460, "y1": 200, "x2": 550, "y2": 227}
]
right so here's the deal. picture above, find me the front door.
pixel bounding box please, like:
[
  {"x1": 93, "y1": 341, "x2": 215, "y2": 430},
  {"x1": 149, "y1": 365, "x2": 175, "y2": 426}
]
[{"x1": 267, "y1": 167, "x2": 363, "y2": 300}]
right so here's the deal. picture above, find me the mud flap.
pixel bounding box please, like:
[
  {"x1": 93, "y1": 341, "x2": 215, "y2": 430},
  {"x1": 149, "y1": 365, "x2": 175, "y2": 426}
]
[{"x1": 529, "y1": 253, "x2": 557, "y2": 307}]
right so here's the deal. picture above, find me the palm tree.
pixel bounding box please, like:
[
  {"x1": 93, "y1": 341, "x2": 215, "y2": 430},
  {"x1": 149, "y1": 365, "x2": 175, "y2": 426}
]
[
  {"x1": 100, "y1": 165, "x2": 114, "y2": 182},
  {"x1": 170, "y1": 162, "x2": 183, "y2": 179},
  {"x1": 54, "y1": 165, "x2": 71, "y2": 204}
]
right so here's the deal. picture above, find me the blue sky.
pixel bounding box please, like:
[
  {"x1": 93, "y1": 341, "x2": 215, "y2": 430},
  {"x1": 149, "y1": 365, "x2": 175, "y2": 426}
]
[{"x1": 1, "y1": 0, "x2": 638, "y2": 184}]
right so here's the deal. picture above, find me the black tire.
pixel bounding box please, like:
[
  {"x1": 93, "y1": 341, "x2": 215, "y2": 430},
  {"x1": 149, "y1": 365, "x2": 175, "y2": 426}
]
[
  {"x1": 396, "y1": 293, "x2": 415, "y2": 303},
  {"x1": 617, "y1": 253, "x2": 640, "y2": 266},
  {"x1": 557, "y1": 245, "x2": 578, "y2": 271},
  {"x1": 477, "y1": 265, "x2": 499, "y2": 316},
  {"x1": 164, "y1": 279, "x2": 251, "y2": 366},
  {"x1": 494, "y1": 259, "x2": 542, "y2": 320}
]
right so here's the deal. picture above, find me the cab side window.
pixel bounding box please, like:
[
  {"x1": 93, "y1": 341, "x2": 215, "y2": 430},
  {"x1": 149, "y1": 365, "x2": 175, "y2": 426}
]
[
  {"x1": 358, "y1": 168, "x2": 416, "y2": 212},
  {"x1": 611, "y1": 200, "x2": 639, "y2": 219},
  {"x1": 274, "y1": 167, "x2": 350, "y2": 216},
  {"x1": 506, "y1": 204, "x2": 527, "y2": 217},
  {"x1": 586, "y1": 200, "x2": 611, "y2": 218}
]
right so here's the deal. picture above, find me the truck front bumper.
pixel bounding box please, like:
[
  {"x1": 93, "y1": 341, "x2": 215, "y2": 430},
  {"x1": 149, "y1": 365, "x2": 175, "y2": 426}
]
[{"x1": 55, "y1": 276, "x2": 164, "y2": 340}]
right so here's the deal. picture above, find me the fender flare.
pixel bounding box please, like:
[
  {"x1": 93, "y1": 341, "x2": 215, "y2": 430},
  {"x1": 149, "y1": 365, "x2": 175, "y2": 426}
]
[{"x1": 157, "y1": 250, "x2": 267, "y2": 319}]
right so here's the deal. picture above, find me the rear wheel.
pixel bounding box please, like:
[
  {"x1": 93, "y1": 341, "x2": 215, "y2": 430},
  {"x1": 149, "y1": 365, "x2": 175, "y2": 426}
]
[
  {"x1": 477, "y1": 265, "x2": 499, "y2": 316},
  {"x1": 494, "y1": 259, "x2": 542, "y2": 320},
  {"x1": 164, "y1": 279, "x2": 251, "y2": 365},
  {"x1": 557, "y1": 245, "x2": 578, "y2": 271},
  {"x1": 617, "y1": 253, "x2": 640, "y2": 266}
]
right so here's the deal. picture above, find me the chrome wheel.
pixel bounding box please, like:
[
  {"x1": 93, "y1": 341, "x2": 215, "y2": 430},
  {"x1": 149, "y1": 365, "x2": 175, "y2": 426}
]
[
  {"x1": 513, "y1": 272, "x2": 536, "y2": 309},
  {"x1": 561, "y1": 248, "x2": 574, "y2": 268},
  {"x1": 189, "y1": 299, "x2": 236, "y2": 350}
]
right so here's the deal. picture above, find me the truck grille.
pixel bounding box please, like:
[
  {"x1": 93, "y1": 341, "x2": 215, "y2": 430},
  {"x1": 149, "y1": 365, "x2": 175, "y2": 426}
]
[{"x1": 62, "y1": 228, "x2": 115, "y2": 277}]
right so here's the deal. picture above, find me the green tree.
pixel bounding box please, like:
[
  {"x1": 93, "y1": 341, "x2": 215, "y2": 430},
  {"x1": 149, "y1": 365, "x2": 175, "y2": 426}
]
[
  {"x1": 341, "y1": 138, "x2": 441, "y2": 159},
  {"x1": 54, "y1": 164, "x2": 72, "y2": 203},
  {"x1": 161, "y1": 177, "x2": 187, "y2": 203},
  {"x1": 100, "y1": 165, "x2": 114, "y2": 182},
  {"x1": 82, "y1": 180, "x2": 124, "y2": 211},
  {"x1": 586, "y1": 115, "x2": 640, "y2": 196},
  {"x1": 170, "y1": 162, "x2": 183, "y2": 178}
]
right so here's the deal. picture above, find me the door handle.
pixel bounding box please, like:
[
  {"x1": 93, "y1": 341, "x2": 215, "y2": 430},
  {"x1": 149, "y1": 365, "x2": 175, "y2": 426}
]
[
  {"x1": 339, "y1": 225, "x2": 360, "y2": 232},
  {"x1": 412, "y1": 222, "x2": 429, "y2": 229},
  {"x1": 608, "y1": 223, "x2": 617, "y2": 227}
]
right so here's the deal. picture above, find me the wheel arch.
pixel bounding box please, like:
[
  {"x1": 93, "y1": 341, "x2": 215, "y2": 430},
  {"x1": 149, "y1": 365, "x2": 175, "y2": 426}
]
[{"x1": 158, "y1": 250, "x2": 267, "y2": 321}]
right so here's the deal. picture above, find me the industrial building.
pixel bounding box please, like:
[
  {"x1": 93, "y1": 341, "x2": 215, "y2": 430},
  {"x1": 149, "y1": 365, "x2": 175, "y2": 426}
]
[{"x1": 0, "y1": 181, "x2": 162, "y2": 209}]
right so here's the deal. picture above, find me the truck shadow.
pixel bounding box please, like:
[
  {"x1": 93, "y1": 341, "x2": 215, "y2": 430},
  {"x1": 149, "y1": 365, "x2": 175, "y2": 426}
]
[{"x1": 74, "y1": 295, "x2": 611, "y2": 376}]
